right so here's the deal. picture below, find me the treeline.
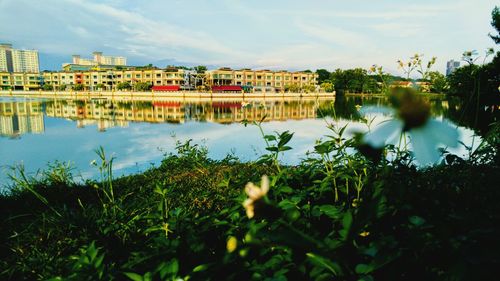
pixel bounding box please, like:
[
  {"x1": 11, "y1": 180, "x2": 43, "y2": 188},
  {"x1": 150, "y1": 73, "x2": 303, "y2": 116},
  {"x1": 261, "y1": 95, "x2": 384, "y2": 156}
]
[{"x1": 316, "y1": 68, "x2": 412, "y2": 94}]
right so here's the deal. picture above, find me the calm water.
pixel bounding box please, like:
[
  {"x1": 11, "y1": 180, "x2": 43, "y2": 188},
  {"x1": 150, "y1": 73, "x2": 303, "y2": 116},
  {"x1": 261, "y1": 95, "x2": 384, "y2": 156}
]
[{"x1": 0, "y1": 95, "x2": 497, "y2": 186}]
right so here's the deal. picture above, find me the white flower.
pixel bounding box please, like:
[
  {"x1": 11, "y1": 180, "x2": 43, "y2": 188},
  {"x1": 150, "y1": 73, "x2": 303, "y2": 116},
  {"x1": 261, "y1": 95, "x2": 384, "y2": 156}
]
[
  {"x1": 361, "y1": 88, "x2": 459, "y2": 166},
  {"x1": 243, "y1": 175, "x2": 269, "y2": 218},
  {"x1": 364, "y1": 118, "x2": 459, "y2": 166}
]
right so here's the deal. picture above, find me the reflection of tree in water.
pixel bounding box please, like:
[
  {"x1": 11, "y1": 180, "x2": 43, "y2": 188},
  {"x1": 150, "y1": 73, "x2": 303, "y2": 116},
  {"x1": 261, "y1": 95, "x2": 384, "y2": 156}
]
[
  {"x1": 319, "y1": 95, "x2": 395, "y2": 121},
  {"x1": 442, "y1": 98, "x2": 500, "y2": 137}
]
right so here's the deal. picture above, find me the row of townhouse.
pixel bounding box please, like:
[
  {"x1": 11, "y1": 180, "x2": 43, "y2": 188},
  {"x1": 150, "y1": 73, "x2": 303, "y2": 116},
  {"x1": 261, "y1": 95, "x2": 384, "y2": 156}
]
[
  {"x1": 0, "y1": 67, "x2": 318, "y2": 91},
  {"x1": 205, "y1": 68, "x2": 318, "y2": 90},
  {"x1": 0, "y1": 68, "x2": 185, "y2": 90},
  {"x1": 43, "y1": 68, "x2": 185, "y2": 90},
  {"x1": 0, "y1": 72, "x2": 42, "y2": 90}
]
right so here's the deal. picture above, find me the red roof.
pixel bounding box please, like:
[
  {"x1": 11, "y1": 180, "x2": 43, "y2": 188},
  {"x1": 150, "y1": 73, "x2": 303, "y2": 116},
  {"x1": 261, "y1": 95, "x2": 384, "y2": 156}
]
[
  {"x1": 212, "y1": 85, "x2": 242, "y2": 92},
  {"x1": 152, "y1": 85, "x2": 181, "y2": 91}
]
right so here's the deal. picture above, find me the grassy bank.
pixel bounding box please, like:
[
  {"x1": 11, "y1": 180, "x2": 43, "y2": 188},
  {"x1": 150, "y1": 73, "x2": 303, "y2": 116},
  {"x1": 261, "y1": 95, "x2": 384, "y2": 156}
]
[{"x1": 1, "y1": 120, "x2": 500, "y2": 281}]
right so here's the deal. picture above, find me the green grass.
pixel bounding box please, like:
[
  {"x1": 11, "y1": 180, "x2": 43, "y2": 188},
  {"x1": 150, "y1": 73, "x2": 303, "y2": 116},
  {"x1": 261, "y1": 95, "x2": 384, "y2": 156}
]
[{"x1": 1, "y1": 132, "x2": 500, "y2": 280}]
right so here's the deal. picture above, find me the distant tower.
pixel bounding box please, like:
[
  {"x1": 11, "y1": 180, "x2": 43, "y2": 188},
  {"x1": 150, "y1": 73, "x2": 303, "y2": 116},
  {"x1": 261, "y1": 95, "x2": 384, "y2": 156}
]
[
  {"x1": 446, "y1": 60, "x2": 460, "y2": 76},
  {"x1": 93, "y1": 52, "x2": 103, "y2": 64}
]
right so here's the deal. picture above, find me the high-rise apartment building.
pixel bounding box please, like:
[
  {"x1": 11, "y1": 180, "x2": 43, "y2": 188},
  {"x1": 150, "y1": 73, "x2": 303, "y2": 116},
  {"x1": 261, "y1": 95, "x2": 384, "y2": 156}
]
[
  {"x1": 0, "y1": 43, "x2": 39, "y2": 73},
  {"x1": 70, "y1": 52, "x2": 127, "y2": 67},
  {"x1": 446, "y1": 60, "x2": 460, "y2": 76}
]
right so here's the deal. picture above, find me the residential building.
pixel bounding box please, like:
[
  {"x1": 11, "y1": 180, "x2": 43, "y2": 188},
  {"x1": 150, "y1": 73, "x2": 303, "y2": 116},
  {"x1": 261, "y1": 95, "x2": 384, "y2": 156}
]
[
  {"x1": 64, "y1": 51, "x2": 127, "y2": 70},
  {"x1": 204, "y1": 68, "x2": 318, "y2": 92},
  {"x1": 0, "y1": 43, "x2": 39, "y2": 73},
  {"x1": 446, "y1": 60, "x2": 460, "y2": 76},
  {"x1": 42, "y1": 67, "x2": 185, "y2": 91}
]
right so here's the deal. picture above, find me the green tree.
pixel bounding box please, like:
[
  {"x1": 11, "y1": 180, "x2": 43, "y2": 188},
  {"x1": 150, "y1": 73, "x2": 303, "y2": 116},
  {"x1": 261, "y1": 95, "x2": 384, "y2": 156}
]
[
  {"x1": 285, "y1": 84, "x2": 301, "y2": 92},
  {"x1": 490, "y1": 6, "x2": 500, "y2": 44},
  {"x1": 134, "y1": 82, "x2": 152, "y2": 91},
  {"x1": 447, "y1": 65, "x2": 479, "y2": 97},
  {"x1": 96, "y1": 83, "x2": 105, "y2": 90},
  {"x1": 362, "y1": 77, "x2": 380, "y2": 94},
  {"x1": 301, "y1": 84, "x2": 316, "y2": 93},
  {"x1": 316, "y1": 69, "x2": 331, "y2": 84},
  {"x1": 73, "y1": 84, "x2": 85, "y2": 91},
  {"x1": 42, "y1": 84, "x2": 53, "y2": 91},
  {"x1": 428, "y1": 71, "x2": 448, "y2": 93},
  {"x1": 194, "y1": 65, "x2": 207, "y2": 74},
  {"x1": 117, "y1": 82, "x2": 132, "y2": 91},
  {"x1": 320, "y1": 82, "x2": 334, "y2": 93},
  {"x1": 330, "y1": 69, "x2": 349, "y2": 93},
  {"x1": 57, "y1": 84, "x2": 67, "y2": 91}
]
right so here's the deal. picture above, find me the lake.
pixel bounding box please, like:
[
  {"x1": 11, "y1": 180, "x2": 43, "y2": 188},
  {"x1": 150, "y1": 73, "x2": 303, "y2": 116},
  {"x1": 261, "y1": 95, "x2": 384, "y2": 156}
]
[{"x1": 0, "y1": 94, "x2": 497, "y2": 187}]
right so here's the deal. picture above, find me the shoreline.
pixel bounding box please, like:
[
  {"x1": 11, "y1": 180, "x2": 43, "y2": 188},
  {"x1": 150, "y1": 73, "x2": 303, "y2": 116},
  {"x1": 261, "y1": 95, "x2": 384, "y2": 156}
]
[{"x1": 0, "y1": 90, "x2": 335, "y2": 101}]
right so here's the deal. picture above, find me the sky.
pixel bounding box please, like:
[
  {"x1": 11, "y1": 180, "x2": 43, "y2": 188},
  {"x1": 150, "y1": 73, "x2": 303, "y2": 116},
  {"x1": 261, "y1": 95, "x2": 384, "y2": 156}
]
[{"x1": 0, "y1": 0, "x2": 498, "y2": 74}]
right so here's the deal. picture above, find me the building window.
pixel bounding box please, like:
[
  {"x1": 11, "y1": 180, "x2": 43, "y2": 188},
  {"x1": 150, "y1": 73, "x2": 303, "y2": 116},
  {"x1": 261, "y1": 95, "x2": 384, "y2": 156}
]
[
  {"x1": 266, "y1": 76, "x2": 272, "y2": 80},
  {"x1": 257, "y1": 75, "x2": 262, "y2": 79},
  {"x1": 246, "y1": 75, "x2": 252, "y2": 79}
]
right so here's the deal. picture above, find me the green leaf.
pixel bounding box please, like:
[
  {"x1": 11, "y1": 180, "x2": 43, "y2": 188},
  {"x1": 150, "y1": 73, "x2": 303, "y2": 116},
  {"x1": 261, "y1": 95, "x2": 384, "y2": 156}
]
[
  {"x1": 314, "y1": 142, "x2": 333, "y2": 154},
  {"x1": 409, "y1": 215, "x2": 426, "y2": 226},
  {"x1": 355, "y1": 263, "x2": 375, "y2": 274},
  {"x1": 339, "y1": 211, "x2": 353, "y2": 240},
  {"x1": 318, "y1": 205, "x2": 343, "y2": 219},
  {"x1": 306, "y1": 253, "x2": 343, "y2": 276},
  {"x1": 278, "y1": 131, "x2": 294, "y2": 147},
  {"x1": 193, "y1": 264, "x2": 209, "y2": 272},
  {"x1": 264, "y1": 135, "x2": 277, "y2": 141},
  {"x1": 279, "y1": 145, "x2": 292, "y2": 152},
  {"x1": 265, "y1": 146, "x2": 279, "y2": 152},
  {"x1": 124, "y1": 272, "x2": 143, "y2": 281}
]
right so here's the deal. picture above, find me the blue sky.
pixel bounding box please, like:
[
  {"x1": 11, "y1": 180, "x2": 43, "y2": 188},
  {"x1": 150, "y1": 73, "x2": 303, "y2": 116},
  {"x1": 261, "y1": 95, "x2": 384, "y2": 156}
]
[{"x1": 0, "y1": 0, "x2": 497, "y2": 74}]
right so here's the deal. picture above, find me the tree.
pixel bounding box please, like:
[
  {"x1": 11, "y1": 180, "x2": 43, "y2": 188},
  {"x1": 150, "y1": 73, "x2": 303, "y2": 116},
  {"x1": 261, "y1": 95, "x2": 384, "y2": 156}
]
[
  {"x1": 284, "y1": 84, "x2": 301, "y2": 92},
  {"x1": 194, "y1": 65, "x2": 207, "y2": 74},
  {"x1": 330, "y1": 69, "x2": 349, "y2": 93},
  {"x1": 428, "y1": 71, "x2": 448, "y2": 93},
  {"x1": 301, "y1": 84, "x2": 316, "y2": 93},
  {"x1": 96, "y1": 83, "x2": 105, "y2": 90},
  {"x1": 320, "y1": 82, "x2": 334, "y2": 93},
  {"x1": 42, "y1": 84, "x2": 53, "y2": 91},
  {"x1": 117, "y1": 82, "x2": 132, "y2": 91},
  {"x1": 134, "y1": 82, "x2": 152, "y2": 91},
  {"x1": 316, "y1": 69, "x2": 331, "y2": 84},
  {"x1": 57, "y1": 84, "x2": 67, "y2": 91},
  {"x1": 490, "y1": 6, "x2": 500, "y2": 44},
  {"x1": 73, "y1": 84, "x2": 85, "y2": 91}
]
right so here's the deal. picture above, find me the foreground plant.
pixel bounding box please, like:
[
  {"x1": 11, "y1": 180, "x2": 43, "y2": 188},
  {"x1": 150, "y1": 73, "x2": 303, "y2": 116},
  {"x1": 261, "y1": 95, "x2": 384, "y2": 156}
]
[{"x1": 361, "y1": 87, "x2": 459, "y2": 165}]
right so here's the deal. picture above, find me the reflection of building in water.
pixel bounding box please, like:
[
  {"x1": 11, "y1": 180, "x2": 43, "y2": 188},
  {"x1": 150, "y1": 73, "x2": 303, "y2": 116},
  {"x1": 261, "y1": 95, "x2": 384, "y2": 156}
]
[
  {"x1": 44, "y1": 99, "x2": 324, "y2": 128},
  {"x1": 0, "y1": 100, "x2": 44, "y2": 137},
  {"x1": 189, "y1": 101, "x2": 318, "y2": 123},
  {"x1": 76, "y1": 119, "x2": 129, "y2": 132}
]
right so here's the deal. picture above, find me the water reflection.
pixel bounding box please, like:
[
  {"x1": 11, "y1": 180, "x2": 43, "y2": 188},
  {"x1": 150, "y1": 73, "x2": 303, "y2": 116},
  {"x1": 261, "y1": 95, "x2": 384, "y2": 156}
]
[
  {"x1": 3, "y1": 98, "x2": 325, "y2": 134},
  {"x1": 0, "y1": 101, "x2": 44, "y2": 138},
  {"x1": 0, "y1": 95, "x2": 497, "y2": 186}
]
